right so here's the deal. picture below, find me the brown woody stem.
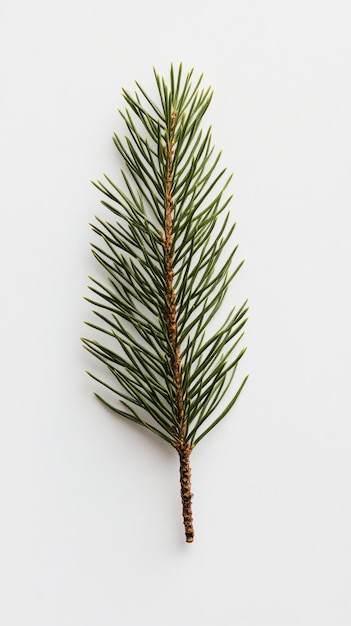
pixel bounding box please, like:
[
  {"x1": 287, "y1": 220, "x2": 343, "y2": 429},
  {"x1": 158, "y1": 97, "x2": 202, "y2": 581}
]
[
  {"x1": 162, "y1": 111, "x2": 194, "y2": 541},
  {"x1": 178, "y1": 443, "x2": 194, "y2": 542}
]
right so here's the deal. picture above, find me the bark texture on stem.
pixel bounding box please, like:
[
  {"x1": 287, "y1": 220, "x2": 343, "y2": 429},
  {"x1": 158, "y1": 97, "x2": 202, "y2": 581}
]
[
  {"x1": 163, "y1": 111, "x2": 194, "y2": 541},
  {"x1": 178, "y1": 443, "x2": 194, "y2": 542}
]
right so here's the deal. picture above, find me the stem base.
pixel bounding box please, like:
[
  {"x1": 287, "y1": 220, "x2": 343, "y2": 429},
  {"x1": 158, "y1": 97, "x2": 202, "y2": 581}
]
[{"x1": 178, "y1": 444, "x2": 194, "y2": 542}]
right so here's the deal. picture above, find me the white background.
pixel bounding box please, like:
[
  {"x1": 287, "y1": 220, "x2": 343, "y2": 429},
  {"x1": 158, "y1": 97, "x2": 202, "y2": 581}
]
[{"x1": 1, "y1": 1, "x2": 351, "y2": 624}]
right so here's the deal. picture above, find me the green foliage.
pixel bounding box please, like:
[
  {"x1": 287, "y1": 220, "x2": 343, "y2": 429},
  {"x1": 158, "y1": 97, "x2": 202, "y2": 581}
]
[{"x1": 82, "y1": 64, "x2": 248, "y2": 448}]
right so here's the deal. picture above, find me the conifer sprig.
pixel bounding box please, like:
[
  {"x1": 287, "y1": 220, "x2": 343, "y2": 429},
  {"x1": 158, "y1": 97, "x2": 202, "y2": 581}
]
[{"x1": 82, "y1": 65, "x2": 248, "y2": 542}]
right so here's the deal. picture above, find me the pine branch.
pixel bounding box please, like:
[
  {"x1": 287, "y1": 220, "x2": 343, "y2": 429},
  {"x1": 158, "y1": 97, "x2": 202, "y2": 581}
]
[{"x1": 82, "y1": 64, "x2": 248, "y2": 542}]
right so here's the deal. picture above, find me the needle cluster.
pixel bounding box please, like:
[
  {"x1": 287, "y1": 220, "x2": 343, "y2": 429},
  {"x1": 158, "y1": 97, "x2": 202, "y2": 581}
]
[{"x1": 82, "y1": 65, "x2": 248, "y2": 541}]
